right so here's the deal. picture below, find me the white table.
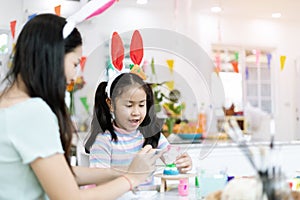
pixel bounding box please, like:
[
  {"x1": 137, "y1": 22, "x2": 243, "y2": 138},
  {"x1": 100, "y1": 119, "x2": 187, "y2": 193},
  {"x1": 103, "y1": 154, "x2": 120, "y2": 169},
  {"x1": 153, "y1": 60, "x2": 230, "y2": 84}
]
[{"x1": 117, "y1": 185, "x2": 200, "y2": 200}]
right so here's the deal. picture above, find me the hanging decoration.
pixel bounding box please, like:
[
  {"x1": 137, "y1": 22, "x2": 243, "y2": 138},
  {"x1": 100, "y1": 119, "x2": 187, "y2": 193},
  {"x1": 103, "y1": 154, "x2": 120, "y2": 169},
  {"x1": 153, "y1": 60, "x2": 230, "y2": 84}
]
[
  {"x1": 280, "y1": 55, "x2": 286, "y2": 71},
  {"x1": 267, "y1": 53, "x2": 272, "y2": 69},
  {"x1": 256, "y1": 50, "x2": 260, "y2": 66},
  {"x1": 215, "y1": 53, "x2": 221, "y2": 74},
  {"x1": 8, "y1": 20, "x2": 16, "y2": 68},
  {"x1": 166, "y1": 59, "x2": 175, "y2": 90},
  {"x1": 8, "y1": 20, "x2": 17, "y2": 68},
  {"x1": 54, "y1": 5, "x2": 61, "y2": 16},
  {"x1": 151, "y1": 57, "x2": 156, "y2": 75},
  {"x1": 165, "y1": 81, "x2": 175, "y2": 91},
  {"x1": 231, "y1": 61, "x2": 239, "y2": 73},
  {"x1": 234, "y1": 52, "x2": 239, "y2": 61},
  {"x1": 233, "y1": 51, "x2": 239, "y2": 73},
  {"x1": 80, "y1": 97, "x2": 90, "y2": 114},
  {"x1": 28, "y1": 13, "x2": 37, "y2": 21},
  {"x1": 166, "y1": 59, "x2": 174, "y2": 74},
  {"x1": 79, "y1": 96, "x2": 90, "y2": 131},
  {"x1": 149, "y1": 57, "x2": 157, "y2": 82},
  {"x1": 107, "y1": 62, "x2": 114, "y2": 70},
  {"x1": 10, "y1": 20, "x2": 16, "y2": 40},
  {"x1": 142, "y1": 60, "x2": 148, "y2": 74},
  {"x1": 80, "y1": 56, "x2": 87, "y2": 72},
  {"x1": 245, "y1": 66, "x2": 249, "y2": 80}
]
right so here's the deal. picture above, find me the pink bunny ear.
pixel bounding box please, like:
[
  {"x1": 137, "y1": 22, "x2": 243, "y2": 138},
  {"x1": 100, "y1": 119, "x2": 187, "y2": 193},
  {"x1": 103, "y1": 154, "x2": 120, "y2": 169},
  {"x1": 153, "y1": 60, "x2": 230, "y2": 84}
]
[
  {"x1": 130, "y1": 30, "x2": 143, "y2": 65},
  {"x1": 111, "y1": 32, "x2": 124, "y2": 71}
]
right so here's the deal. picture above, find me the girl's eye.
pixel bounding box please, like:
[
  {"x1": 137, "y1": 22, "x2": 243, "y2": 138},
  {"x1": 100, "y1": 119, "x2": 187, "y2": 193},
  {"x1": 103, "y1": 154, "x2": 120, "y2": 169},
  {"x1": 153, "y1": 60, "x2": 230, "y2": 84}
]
[{"x1": 139, "y1": 104, "x2": 145, "y2": 107}]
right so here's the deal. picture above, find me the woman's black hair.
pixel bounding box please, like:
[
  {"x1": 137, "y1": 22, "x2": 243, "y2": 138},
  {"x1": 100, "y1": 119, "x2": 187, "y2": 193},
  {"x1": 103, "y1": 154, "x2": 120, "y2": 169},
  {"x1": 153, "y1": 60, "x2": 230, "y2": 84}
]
[
  {"x1": 3, "y1": 14, "x2": 82, "y2": 167},
  {"x1": 85, "y1": 73, "x2": 162, "y2": 153}
]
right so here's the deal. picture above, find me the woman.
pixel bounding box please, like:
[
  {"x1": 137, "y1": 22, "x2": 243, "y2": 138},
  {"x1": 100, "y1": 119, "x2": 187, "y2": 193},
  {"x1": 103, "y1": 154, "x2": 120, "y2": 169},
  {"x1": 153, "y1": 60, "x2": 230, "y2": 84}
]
[{"x1": 0, "y1": 14, "x2": 160, "y2": 200}]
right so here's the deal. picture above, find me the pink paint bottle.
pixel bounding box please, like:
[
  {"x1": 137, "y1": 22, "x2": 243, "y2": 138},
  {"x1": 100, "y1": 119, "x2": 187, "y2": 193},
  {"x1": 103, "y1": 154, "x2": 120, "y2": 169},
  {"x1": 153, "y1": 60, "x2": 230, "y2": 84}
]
[{"x1": 178, "y1": 179, "x2": 189, "y2": 196}]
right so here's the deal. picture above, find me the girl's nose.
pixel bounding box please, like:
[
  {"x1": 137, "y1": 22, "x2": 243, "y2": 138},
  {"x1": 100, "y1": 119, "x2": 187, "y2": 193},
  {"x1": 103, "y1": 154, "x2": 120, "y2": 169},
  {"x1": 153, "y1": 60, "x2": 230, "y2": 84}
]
[{"x1": 131, "y1": 106, "x2": 140, "y2": 115}]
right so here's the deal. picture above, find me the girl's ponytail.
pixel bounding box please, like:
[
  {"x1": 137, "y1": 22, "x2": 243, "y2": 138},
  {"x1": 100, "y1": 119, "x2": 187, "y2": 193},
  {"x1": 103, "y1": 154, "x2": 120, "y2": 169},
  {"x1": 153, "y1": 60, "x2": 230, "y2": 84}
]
[{"x1": 85, "y1": 82, "x2": 116, "y2": 153}]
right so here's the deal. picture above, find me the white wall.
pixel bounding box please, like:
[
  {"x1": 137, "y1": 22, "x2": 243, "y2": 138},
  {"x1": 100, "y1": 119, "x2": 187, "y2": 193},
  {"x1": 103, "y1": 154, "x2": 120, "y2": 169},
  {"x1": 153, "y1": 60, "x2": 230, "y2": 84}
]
[
  {"x1": 215, "y1": 17, "x2": 299, "y2": 141},
  {"x1": 0, "y1": 0, "x2": 298, "y2": 140},
  {"x1": 0, "y1": 0, "x2": 23, "y2": 29},
  {"x1": 76, "y1": 2, "x2": 299, "y2": 141}
]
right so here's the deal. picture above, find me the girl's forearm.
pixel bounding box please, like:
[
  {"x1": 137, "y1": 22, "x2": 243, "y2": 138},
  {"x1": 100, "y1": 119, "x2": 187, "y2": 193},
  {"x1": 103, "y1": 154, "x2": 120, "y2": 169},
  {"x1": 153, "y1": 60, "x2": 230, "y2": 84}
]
[{"x1": 78, "y1": 174, "x2": 140, "y2": 200}]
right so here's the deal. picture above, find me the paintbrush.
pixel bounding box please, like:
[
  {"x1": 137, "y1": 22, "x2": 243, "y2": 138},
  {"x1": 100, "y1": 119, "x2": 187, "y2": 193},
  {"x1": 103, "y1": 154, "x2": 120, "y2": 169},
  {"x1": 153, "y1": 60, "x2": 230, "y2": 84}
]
[{"x1": 223, "y1": 120, "x2": 257, "y2": 171}]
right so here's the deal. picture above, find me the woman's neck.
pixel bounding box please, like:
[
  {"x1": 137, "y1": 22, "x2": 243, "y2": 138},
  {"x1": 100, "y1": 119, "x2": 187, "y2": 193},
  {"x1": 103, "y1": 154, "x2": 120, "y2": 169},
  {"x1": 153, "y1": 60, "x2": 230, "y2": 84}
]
[{"x1": 0, "y1": 79, "x2": 30, "y2": 107}]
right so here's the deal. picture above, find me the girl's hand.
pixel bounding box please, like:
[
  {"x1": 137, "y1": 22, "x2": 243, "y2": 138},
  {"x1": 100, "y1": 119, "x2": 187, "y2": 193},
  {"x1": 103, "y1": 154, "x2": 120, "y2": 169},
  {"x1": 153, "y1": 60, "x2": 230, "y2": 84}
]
[
  {"x1": 125, "y1": 145, "x2": 162, "y2": 187},
  {"x1": 174, "y1": 152, "x2": 192, "y2": 173}
]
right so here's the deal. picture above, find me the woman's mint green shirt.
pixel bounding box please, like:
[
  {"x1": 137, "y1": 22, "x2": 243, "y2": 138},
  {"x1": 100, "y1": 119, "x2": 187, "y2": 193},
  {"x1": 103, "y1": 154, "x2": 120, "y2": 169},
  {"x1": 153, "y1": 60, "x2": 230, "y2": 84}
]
[{"x1": 0, "y1": 98, "x2": 64, "y2": 200}]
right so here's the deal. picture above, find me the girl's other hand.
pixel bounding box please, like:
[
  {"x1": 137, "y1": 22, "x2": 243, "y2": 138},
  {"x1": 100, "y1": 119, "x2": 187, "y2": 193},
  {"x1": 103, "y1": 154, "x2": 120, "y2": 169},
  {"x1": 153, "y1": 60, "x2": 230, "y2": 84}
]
[
  {"x1": 174, "y1": 152, "x2": 193, "y2": 173},
  {"x1": 125, "y1": 145, "x2": 162, "y2": 186}
]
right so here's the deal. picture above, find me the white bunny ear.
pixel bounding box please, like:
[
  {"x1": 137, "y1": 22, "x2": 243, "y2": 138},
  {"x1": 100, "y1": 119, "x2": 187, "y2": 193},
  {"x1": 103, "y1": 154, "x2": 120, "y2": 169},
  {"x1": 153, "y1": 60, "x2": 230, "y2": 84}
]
[
  {"x1": 63, "y1": 20, "x2": 76, "y2": 39},
  {"x1": 63, "y1": 0, "x2": 117, "y2": 39}
]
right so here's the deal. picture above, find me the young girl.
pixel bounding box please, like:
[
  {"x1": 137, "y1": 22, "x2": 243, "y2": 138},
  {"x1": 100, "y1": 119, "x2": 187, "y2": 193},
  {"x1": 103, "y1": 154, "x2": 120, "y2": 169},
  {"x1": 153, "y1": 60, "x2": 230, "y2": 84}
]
[
  {"x1": 0, "y1": 14, "x2": 161, "y2": 200},
  {"x1": 85, "y1": 31, "x2": 192, "y2": 179}
]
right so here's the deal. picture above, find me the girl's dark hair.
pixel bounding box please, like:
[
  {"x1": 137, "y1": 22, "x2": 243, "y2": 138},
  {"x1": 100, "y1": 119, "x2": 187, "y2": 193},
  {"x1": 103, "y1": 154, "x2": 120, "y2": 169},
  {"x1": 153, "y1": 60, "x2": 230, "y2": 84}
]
[
  {"x1": 85, "y1": 73, "x2": 162, "y2": 153},
  {"x1": 3, "y1": 14, "x2": 82, "y2": 167}
]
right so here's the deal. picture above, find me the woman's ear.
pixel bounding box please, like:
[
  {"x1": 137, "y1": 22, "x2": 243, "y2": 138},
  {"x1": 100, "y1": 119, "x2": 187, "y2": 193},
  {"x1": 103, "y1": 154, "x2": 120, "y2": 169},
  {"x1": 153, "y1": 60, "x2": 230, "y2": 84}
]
[{"x1": 106, "y1": 98, "x2": 113, "y2": 112}]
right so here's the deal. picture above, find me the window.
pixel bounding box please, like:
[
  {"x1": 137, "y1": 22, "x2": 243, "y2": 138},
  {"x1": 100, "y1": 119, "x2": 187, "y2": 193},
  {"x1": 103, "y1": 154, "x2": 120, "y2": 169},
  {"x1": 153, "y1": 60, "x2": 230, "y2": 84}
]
[
  {"x1": 244, "y1": 50, "x2": 273, "y2": 114},
  {"x1": 212, "y1": 45, "x2": 274, "y2": 114}
]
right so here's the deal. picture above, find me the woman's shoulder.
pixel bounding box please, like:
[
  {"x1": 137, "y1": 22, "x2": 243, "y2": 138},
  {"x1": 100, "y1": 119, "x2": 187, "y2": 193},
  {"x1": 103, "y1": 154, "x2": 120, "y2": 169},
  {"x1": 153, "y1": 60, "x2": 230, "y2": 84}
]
[
  {"x1": 4, "y1": 97, "x2": 55, "y2": 119},
  {"x1": 3, "y1": 98, "x2": 60, "y2": 138},
  {"x1": 1, "y1": 96, "x2": 48, "y2": 109},
  {"x1": 15, "y1": 97, "x2": 52, "y2": 112},
  {"x1": 26, "y1": 98, "x2": 57, "y2": 120},
  {"x1": 27, "y1": 97, "x2": 51, "y2": 109}
]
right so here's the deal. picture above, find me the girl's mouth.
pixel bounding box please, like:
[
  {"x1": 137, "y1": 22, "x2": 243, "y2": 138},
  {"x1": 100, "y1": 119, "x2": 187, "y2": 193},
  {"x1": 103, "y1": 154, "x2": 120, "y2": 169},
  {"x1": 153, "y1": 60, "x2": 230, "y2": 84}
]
[{"x1": 129, "y1": 119, "x2": 140, "y2": 126}]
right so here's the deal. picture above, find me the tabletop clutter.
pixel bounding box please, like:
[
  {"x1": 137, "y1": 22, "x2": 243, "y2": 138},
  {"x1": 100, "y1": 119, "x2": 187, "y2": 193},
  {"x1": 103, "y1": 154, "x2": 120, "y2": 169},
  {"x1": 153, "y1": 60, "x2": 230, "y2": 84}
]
[
  {"x1": 202, "y1": 119, "x2": 300, "y2": 199},
  {"x1": 154, "y1": 119, "x2": 300, "y2": 200},
  {"x1": 155, "y1": 145, "x2": 195, "y2": 194}
]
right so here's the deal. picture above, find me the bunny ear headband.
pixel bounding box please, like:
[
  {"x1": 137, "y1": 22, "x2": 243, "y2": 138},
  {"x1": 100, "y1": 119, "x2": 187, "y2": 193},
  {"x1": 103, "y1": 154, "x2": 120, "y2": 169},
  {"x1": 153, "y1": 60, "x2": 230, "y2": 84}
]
[
  {"x1": 63, "y1": 0, "x2": 117, "y2": 39},
  {"x1": 105, "y1": 30, "x2": 147, "y2": 98}
]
